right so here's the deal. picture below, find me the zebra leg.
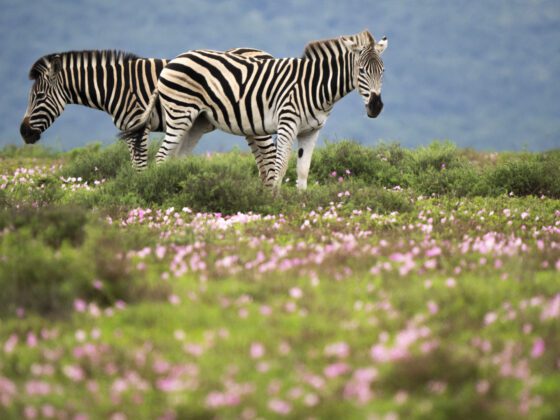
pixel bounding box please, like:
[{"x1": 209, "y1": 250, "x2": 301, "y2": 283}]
[
  {"x1": 246, "y1": 135, "x2": 276, "y2": 184},
  {"x1": 132, "y1": 131, "x2": 149, "y2": 170},
  {"x1": 173, "y1": 116, "x2": 215, "y2": 157},
  {"x1": 270, "y1": 124, "x2": 297, "y2": 190},
  {"x1": 156, "y1": 108, "x2": 199, "y2": 163},
  {"x1": 124, "y1": 139, "x2": 138, "y2": 167},
  {"x1": 296, "y1": 129, "x2": 320, "y2": 191}
]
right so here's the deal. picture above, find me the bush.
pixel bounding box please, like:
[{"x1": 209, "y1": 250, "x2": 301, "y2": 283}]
[
  {"x1": 0, "y1": 221, "x2": 168, "y2": 318},
  {"x1": 88, "y1": 151, "x2": 271, "y2": 213},
  {"x1": 0, "y1": 229, "x2": 90, "y2": 317},
  {"x1": 411, "y1": 165, "x2": 486, "y2": 197},
  {"x1": 61, "y1": 141, "x2": 131, "y2": 183},
  {"x1": 0, "y1": 205, "x2": 88, "y2": 248},
  {"x1": 307, "y1": 140, "x2": 404, "y2": 187},
  {"x1": 485, "y1": 152, "x2": 560, "y2": 197}
]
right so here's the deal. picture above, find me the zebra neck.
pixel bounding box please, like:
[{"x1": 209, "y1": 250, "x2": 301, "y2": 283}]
[
  {"x1": 302, "y1": 44, "x2": 356, "y2": 108},
  {"x1": 59, "y1": 51, "x2": 141, "y2": 121}
]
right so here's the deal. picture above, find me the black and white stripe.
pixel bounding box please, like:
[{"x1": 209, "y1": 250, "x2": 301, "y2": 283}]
[
  {"x1": 121, "y1": 30, "x2": 387, "y2": 188},
  {"x1": 20, "y1": 49, "x2": 276, "y2": 175}
]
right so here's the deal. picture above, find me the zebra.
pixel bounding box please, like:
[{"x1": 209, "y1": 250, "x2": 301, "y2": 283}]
[
  {"x1": 20, "y1": 49, "x2": 276, "y2": 181},
  {"x1": 120, "y1": 30, "x2": 387, "y2": 190}
]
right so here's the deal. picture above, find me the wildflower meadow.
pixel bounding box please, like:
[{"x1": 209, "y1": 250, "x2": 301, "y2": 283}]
[{"x1": 1, "y1": 140, "x2": 559, "y2": 419}]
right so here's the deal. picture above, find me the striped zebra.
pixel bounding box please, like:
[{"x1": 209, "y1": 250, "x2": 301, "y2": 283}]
[
  {"x1": 120, "y1": 30, "x2": 387, "y2": 189},
  {"x1": 20, "y1": 49, "x2": 276, "y2": 181}
]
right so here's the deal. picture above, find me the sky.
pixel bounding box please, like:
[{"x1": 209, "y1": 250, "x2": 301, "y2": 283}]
[{"x1": 0, "y1": 0, "x2": 559, "y2": 152}]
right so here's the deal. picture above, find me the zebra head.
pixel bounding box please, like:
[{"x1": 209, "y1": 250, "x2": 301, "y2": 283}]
[
  {"x1": 342, "y1": 32, "x2": 388, "y2": 118},
  {"x1": 20, "y1": 54, "x2": 66, "y2": 144}
]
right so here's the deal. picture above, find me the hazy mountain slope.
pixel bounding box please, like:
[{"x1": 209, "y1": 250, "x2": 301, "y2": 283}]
[{"x1": 1, "y1": 0, "x2": 558, "y2": 151}]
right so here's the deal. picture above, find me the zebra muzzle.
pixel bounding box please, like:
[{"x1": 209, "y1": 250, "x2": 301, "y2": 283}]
[
  {"x1": 366, "y1": 94, "x2": 383, "y2": 118},
  {"x1": 20, "y1": 118, "x2": 41, "y2": 144}
]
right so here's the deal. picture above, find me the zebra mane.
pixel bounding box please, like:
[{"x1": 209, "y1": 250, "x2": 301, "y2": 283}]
[
  {"x1": 28, "y1": 50, "x2": 142, "y2": 80},
  {"x1": 301, "y1": 30, "x2": 374, "y2": 58}
]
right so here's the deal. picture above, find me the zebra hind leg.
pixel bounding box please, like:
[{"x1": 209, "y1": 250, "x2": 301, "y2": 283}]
[
  {"x1": 156, "y1": 108, "x2": 200, "y2": 164},
  {"x1": 132, "y1": 131, "x2": 149, "y2": 170},
  {"x1": 173, "y1": 116, "x2": 215, "y2": 157}
]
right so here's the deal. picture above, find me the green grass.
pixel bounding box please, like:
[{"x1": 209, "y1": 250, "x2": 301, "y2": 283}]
[{"x1": 0, "y1": 140, "x2": 559, "y2": 419}]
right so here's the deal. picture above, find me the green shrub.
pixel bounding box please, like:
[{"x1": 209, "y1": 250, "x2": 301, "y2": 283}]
[
  {"x1": 485, "y1": 152, "x2": 560, "y2": 197},
  {"x1": 88, "y1": 151, "x2": 270, "y2": 212},
  {"x1": 411, "y1": 165, "x2": 486, "y2": 197},
  {"x1": 0, "y1": 229, "x2": 90, "y2": 317},
  {"x1": 0, "y1": 205, "x2": 88, "y2": 248},
  {"x1": 0, "y1": 221, "x2": 168, "y2": 318},
  {"x1": 405, "y1": 141, "x2": 464, "y2": 175},
  {"x1": 61, "y1": 141, "x2": 131, "y2": 183},
  {"x1": 308, "y1": 140, "x2": 404, "y2": 187}
]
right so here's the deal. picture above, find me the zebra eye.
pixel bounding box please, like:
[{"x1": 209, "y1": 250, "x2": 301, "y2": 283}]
[{"x1": 35, "y1": 92, "x2": 46, "y2": 100}]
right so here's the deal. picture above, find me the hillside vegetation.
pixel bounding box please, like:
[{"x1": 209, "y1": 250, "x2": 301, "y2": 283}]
[{"x1": 0, "y1": 141, "x2": 559, "y2": 419}]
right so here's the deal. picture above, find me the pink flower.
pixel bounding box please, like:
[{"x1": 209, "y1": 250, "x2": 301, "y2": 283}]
[
  {"x1": 531, "y1": 338, "x2": 545, "y2": 358},
  {"x1": 289, "y1": 287, "x2": 303, "y2": 299},
  {"x1": 205, "y1": 391, "x2": 240, "y2": 408},
  {"x1": 445, "y1": 278, "x2": 457, "y2": 288},
  {"x1": 74, "y1": 299, "x2": 87, "y2": 312},
  {"x1": 168, "y1": 294, "x2": 181, "y2": 305},
  {"x1": 260, "y1": 305, "x2": 272, "y2": 316},
  {"x1": 324, "y1": 362, "x2": 349, "y2": 378},
  {"x1": 26, "y1": 333, "x2": 38, "y2": 348},
  {"x1": 484, "y1": 312, "x2": 498, "y2": 325},
  {"x1": 425, "y1": 246, "x2": 441, "y2": 257},
  {"x1": 250, "y1": 342, "x2": 265, "y2": 359},
  {"x1": 41, "y1": 404, "x2": 55, "y2": 418},
  {"x1": 25, "y1": 380, "x2": 51, "y2": 396},
  {"x1": 427, "y1": 301, "x2": 439, "y2": 315},
  {"x1": 23, "y1": 406, "x2": 37, "y2": 419},
  {"x1": 63, "y1": 364, "x2": 85, "y2": 382},
  {"x1": 268, "y1": 398, "x2": 292, "y2": 415},
  {"x1": 324, "y1": 342, "x2": 350, "y2": 358}
]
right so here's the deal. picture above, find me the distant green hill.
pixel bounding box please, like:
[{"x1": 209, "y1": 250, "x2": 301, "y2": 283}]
[{"x1": 1, "y1": 0, "x2": 559, "y2": 151}]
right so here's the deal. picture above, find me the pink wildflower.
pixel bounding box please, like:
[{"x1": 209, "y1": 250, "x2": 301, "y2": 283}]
[
  {"x1": 250, "y1": 342, "x2": 265, "y2": 359},
  {"x1": 531, "y1": 338, "x2": 545, "y2": 358},
  {"x1": 268, "y1": 398, "x2": 292, "y2": 415},
  {"x1": 289, "y1": 287, "x2": 303, "y2": 299}
]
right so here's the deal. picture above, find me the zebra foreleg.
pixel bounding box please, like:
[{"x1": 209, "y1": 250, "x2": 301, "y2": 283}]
[
  {"x1": 295, "y1": 129, "x2": 320, "y2": 191},
  {"x1": 270, "y1": 124, "x2": 297, "y2": 190},
  {"x1": 156, "y1": 109, "x2": 199, "y2": 164},
  {"x1": 246, "y1": 135, "x2": 276, "y2": 184}
]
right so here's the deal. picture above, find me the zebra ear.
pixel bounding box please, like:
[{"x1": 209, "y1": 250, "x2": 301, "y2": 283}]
[
  {"x1": 49, "y1": 55, "x2": 62, "y2": 78},
  {"x1": 375, "y1": 36, "x2": 388, "y2": 55}
]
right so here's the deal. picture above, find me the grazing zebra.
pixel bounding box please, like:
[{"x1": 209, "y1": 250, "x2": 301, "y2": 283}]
[
  {"x1": 20, "y1": 49, "x2": 276, "y2": 180},
  {"x1": 120, "y1": 30, "x2": 387, "y2": 189}
]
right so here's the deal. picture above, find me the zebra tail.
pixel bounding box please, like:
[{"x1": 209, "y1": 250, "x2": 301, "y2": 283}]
[{"x1": 118, "y1": 89, "x2": 160, "y2": 144}]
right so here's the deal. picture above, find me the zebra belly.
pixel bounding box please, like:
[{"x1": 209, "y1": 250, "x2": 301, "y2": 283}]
[
  {"x1": 202, "y1": 109, "x2": 278, "y2": 137},
  {"x1": 298, "y1": 110, "x2": 330, "y2": 135}
]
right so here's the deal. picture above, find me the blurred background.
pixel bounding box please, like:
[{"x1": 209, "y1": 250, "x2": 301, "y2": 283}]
[{"x1": 1, "y1": 0, "x2": 559, "y2": 152}]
